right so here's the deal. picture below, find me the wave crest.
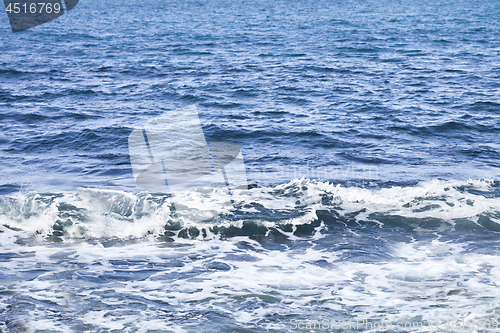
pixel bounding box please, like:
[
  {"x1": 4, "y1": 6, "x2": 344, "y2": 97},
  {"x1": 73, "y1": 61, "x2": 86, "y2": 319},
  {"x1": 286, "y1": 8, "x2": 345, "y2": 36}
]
[{"x1": 1, "y1": 178, "x2": 499, "y2": 238}]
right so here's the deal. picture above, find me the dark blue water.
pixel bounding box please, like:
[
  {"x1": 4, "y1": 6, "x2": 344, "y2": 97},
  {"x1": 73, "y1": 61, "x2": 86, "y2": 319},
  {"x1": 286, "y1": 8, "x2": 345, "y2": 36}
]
[{"x1": 1, "y1": 0, "x2": 500, "y2": 331}]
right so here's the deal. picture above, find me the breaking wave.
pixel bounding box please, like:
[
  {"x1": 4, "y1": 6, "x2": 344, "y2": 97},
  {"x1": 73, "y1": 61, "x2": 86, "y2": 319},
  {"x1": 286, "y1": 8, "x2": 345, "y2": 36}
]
[{"x1": 1, "y1": 178, "x2": 499, "y2": 239}]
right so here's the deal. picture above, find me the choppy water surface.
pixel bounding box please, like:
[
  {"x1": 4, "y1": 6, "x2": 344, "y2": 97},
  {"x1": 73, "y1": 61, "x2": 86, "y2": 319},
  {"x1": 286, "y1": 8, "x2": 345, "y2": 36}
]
[{"x1": 1, "y1": 0, "x2": 500, "y2": 331}]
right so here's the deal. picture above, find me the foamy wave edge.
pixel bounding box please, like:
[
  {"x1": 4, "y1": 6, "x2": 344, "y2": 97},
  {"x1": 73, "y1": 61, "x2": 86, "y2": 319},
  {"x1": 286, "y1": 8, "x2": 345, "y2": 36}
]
[{"x1": 0, "y1": 178, "x2": 499, "y2": 238}]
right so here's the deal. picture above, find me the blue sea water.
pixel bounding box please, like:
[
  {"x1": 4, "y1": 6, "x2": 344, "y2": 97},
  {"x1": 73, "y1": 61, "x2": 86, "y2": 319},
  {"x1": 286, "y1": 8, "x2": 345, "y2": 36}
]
[{"x1": 1, "y1": 0, "x2": 500, "y2": 331}]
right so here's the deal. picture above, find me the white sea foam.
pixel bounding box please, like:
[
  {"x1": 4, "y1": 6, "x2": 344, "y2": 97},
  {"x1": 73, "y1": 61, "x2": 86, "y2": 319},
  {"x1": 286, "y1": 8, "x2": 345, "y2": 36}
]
[
  {"x1": 1, "y1": 179, "x2": 499, "y2": 331},
  {"x1": 0, "y1": 178, "x2": 498, "y2": 238},
  {"x1": 0, "y1": 225, "x2": 499, "y2": 332}
]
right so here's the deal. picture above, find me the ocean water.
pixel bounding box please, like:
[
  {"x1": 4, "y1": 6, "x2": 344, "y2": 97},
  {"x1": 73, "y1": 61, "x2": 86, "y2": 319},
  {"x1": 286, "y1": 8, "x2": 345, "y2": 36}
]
[{"x1": 1, "y1": 0, "x2": 500, "y2": 331}]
